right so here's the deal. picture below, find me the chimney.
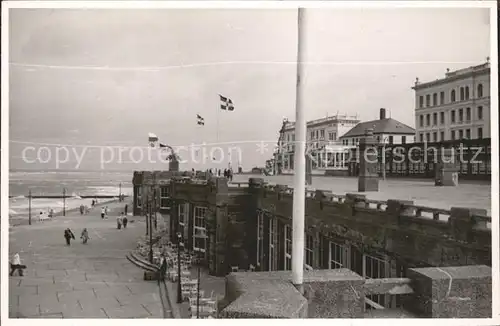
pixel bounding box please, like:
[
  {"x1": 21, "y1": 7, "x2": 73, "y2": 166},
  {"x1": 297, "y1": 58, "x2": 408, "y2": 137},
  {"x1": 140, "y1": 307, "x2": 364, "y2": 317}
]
[{"x1": 380, "y1": 108, "x2": 386, "y2": 120}]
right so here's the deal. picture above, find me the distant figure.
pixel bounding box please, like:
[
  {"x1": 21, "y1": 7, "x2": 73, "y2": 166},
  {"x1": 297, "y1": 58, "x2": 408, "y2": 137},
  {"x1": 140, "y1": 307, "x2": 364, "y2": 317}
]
[
  {"x1": 228, "y1": 169, "x2": 233, "y2": 181},
  {"x1": 48, "y1": 208, "x2": 54, "y2": 218},
  {"x1": 224, "y1": 169, "x2": 228, "y2": 178},
  {"x1": 79, "y1": 205, "x2": 84, "y2": 215},
  {"x1": 81, "y1": 228, "x2": 90, "y2": 244},
  {"x1": 10, "y1": 253, "x2": 25, "y2": 276},
  {"x1": 124, "y1": 204, "x2": 128, "y2": 216},
  {"x1": 116, "y1": 214, "x2": 122, "y2": 229},
  {"x1": 159, "y1": 253, "x2": 167, "y2": 280},
  {"x1": 105, "y1": 206, "x2": 109, "y2": 218},
  {"x1": 122, "y1": 214, "x2": 128, "y2": 229},
  {"x1": 218, "y1": 169, "x2": 221, "y2": 177},
  {"x1": 64, "y1": 228, "x2": 75, "y2": 246},
  {"x1": 101, "y1": 207, "x2": 105, "y2": 219},
  {"x1": 91, "y1": 199, "x2": 95, "y2": 207}
]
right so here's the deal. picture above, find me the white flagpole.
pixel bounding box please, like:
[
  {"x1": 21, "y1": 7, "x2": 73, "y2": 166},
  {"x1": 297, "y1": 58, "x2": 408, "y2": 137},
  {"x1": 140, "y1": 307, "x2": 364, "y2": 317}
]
[{"x1": 292, "y1": 7, "x2": 306, "y2": 291}]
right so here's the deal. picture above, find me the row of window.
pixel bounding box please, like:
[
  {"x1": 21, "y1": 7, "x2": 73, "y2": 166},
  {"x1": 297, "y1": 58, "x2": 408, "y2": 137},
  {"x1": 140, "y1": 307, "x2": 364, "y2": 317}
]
[
  {"x1": 419, "y1": 106, "x2": 484, "y2": 127},
  {"x1": 286, "y1": 130, "x2": 338, "y2": 142},
  {"x1": 418, "y1": 127, "x2": 483, "y2": 142},
  {"x1": 418, "y1": 83, "x2": 485, "y2": 108},
  {"x1": 135, "y1": 186, "x2": 171, "y2": 209},
  {"x1": 342, "y1": 135, "x2": 406, "y2": 146}
]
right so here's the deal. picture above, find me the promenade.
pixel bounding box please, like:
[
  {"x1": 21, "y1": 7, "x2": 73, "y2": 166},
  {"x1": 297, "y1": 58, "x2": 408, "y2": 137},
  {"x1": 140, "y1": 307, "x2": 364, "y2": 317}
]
[
  {"x1": 233, "y1": 174, "x2": 491, "y2": 214},
  {"x1": 8, "y1": 200, "x2": 168, "y2": 318}
]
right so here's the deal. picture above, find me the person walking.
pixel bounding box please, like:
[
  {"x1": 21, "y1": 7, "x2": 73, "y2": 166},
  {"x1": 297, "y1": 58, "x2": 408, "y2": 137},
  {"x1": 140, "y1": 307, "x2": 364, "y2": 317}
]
[
  {"x1": 10, "y1": 253, "x2": 25, "y2": 276},
  {"x1": 105, "y1": 206, "x2": 109, "y2": 219},
  {"x1": 81, "y1": 228, "x2": 90, "y2": 244},
  {"x1": 101, "y1": 207, "x2": 105, "y2": 219},
  {"x1": 122, "y1": 214, "x2": 128, "y2": 229},
  {"x1": 79, "y1": 205, "x2": 84, "y2": 215},
  {"x1": 124, "y1": 204, "x2": 128, "y2": 216},
  {"x1": 64, "y1": 228, "x2": 75, "y2": 246},
  {"x1": 116, "y1": 214, "x2": 122, "y2": 229}
]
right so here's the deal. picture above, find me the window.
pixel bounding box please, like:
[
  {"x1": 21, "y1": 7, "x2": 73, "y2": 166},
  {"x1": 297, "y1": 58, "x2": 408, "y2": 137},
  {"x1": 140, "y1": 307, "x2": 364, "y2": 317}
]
[
  {"x1": 425, "y1": 94, "x2": 430, "y2": 107},
  {"x1": 305, "y1": 234, "x2": 314, "y2": 269},
  {"x1": 478, "y1": 84, "x2": 483, "y2": 98},
  {"x1": 402, "y1": 136, "x2": 406, "y2": 144},
  {"x1": 465, "y1": 129, "x2": 471, "y2": 139},
  {"x1": 160, "y1": 186, "x2": 170, "y2": 208},
  {"x1": 269, "y1": 218, "x2": 277, "y2": 271},
  {"x1": 419, "y1": 133, "x2": 424, "y2": 142},
  {"x1": 440, "y1": 131, "x2": 445, "y2": 141},
  {"x1": 310, "y1": 131, "x2": 314, "y2": 139},
  {"x1": 426, "y1": 133, "x2": 430, "y2": 142},
  {"x1": 419, "y1": 96, "x2": 424, "y2": 108},
  {"x1": 460, "y1": 87, "x2": 464, "y2": 101},
  {"x1": 459, "y1": 130, "x2": 463, "y2": 139},
  {"x1": 451, "y1": 90, "x2": 456, "y2": 102},
  {"x1": 478, "y1": 127, "x2": 483, "y2": 139},
  {"x1": 419, "y1": 115, "x2": 424, "y2": 127},
  {"x1": 330, "y1": 241, "x2": 348, "y2": 269},
  {"x1": 433, "y1": 132, "x2": 437, "y2": 142},
  {"x1": 315, "y1": 130, "x2": 319, "y2": 139},
  {"x1": 284, "y1": 225, "x2": 292, "y2": 271},
  {"x1": 388, "y1": 136, "x2": 393, "y2": 144},
  {"x1": 193, "y1": 206, "x2": 207, "y2": 253},
  {"x1": 432, "y1": 93, "x2": 437, "y2": 106},
  {"x1": 451, "y1": 130, "x2": 456, "y2": 140},
  {"x1": 329, "y1": 132, "x2": 334, "y2": 141},
  {"x1": 465, "y1": 86, "x2": 470, "y2": 100},
  {"x1": 426, "y1": 114, "x2": 430, "y2": 126},
  {"x1": 440, "y1": 112, "x2": 445, "y2": 125},
  {"x1": 459, "y1": 109, "x2": 463, "y2": 122},
  {"x1": 478, "y1": 106, "x2": 483, "y2": 120},
  {"x1": 466, "y1": 107, "x2": 471, "y2": 121},
  {"x1": 136, "y1": 186, "x2": 142, "y2": 208},
  {"x1": 320, "y1": 129, "x2": 325, "y2": 139},
  {"x1": 433, "y1": 113, "x2": 437, "y2": 125},
  {"x1": 451, "y1": 110, "x2": 456, "y2": 123},
  {"x1": 440, "y1": 91, "x2": 445, "y2": 104},
  {"x1": 257, "y1": 211, "x2": 264, "y2": 268}
]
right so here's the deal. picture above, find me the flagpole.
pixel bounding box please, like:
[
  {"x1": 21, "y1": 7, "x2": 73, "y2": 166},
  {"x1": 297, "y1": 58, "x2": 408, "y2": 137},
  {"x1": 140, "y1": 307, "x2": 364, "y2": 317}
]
[{"x1": 291, "y1": 7, "x2": 306, "y2": 293}]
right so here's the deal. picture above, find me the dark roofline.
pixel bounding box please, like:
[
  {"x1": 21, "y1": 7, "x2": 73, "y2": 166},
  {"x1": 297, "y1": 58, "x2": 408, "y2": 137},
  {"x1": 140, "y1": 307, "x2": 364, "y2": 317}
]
[{"x1": 339, "y1": 130, "x2": 415, "y2": 139}]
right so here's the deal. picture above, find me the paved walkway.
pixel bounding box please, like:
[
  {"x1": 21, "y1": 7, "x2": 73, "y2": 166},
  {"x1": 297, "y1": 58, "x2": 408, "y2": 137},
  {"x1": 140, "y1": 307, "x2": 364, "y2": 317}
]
[{"x1": 8, "y1": 200, "x2": 168, "y2": 318}]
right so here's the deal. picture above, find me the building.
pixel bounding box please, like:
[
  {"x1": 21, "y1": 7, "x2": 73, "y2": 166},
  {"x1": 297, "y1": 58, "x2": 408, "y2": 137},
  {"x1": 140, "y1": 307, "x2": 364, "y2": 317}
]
[
  {"x1": 132, "y1": 172, "x2": 492, "y2": 318},
  {"x1": 340, "y1": 108, "x2": 415, "y2": 146},
  {"x1": 413, "y1": 60, "x2": 491, "y2": 142},
  {"x1": 273, "y1": 113, "x2": 360, "y2": 175}
]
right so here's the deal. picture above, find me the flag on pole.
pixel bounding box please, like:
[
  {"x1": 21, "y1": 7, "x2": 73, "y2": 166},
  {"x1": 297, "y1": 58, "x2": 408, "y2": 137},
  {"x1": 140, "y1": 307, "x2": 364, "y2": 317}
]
[
  {"x1": 219, "y1": 94, "x2": 234, "y2": 111},
  {"x1": 197, "y1": 114, "x2": 205, "y2": 125},
  {"x1": 148, "y1": 133, "x2": 158, "y2": 147}
]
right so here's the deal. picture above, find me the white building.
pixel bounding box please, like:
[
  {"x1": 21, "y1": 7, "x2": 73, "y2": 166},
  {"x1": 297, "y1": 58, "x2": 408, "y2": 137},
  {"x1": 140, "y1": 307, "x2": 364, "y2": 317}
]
[
  {"x1": 275, "y1": 113, "x2": 360, "y2": 174},
  {"x1": 340, "y1": 108, "x2": 415, "y2": 146},
  {"x1": 412, "y1": 60, "x2": 491, "y2": 142}
]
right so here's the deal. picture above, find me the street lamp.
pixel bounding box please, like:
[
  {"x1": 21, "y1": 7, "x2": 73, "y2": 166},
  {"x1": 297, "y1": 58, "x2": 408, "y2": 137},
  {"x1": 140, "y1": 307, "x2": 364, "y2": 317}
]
[{"x1": 176, "y1": 232, "x2": 183, "y2": 304}]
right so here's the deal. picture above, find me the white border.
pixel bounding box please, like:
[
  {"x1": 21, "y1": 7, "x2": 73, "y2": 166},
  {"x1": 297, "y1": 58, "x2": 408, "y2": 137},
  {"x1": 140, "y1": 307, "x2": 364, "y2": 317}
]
[{"x1": 1, "y1": 1, "x2": 498, "y2": 326}]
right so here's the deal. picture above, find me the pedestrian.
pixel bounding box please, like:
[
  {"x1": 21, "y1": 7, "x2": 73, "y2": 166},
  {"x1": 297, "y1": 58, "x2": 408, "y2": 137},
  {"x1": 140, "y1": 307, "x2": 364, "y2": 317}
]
[
  {"x1": 159, "y1": 253, "x2": 167, "y2": 280},
  {"x1": 105, "y1": 206, "x2": 109, "y2": 218},
  {"x1": 48, "y1": 208, "x2": 54, "y2": 218},
  {"x1": 81, "y1": 228, "x2": 90, "y2": 244},
  {"x1": 124, "y1": 204, "x2": 128, "y2": 216},
  {"x1": 228, "y1": 168, "x2": 233, "y2": 181},
  {"x1": 116, "y1": 214, "x2": 122, "y2": 229},
  {"x1": 223, "y1": 169, "x2": 228, "y2": 178},
  {"x1": 122, "y1": 214, "x2": 128, "y2": 228},
  {"x1": 10, "y1": 253, "x2": 26, "y2": 277},
  {"x1": 218, "y1": 169, "x2": 221, "y2": 177},
  {"x1": 91, "y1": 199, "x2": 95, "y2": 208},
  {"x1": 64, "y1": 228, "x2": 75, "y2": 246},
  {"x1": 101, "y1": 207, "x2": 105, "y2": 219},
  {"x1": 79, "y1": 204, "x2": 84, "y2": 215}
]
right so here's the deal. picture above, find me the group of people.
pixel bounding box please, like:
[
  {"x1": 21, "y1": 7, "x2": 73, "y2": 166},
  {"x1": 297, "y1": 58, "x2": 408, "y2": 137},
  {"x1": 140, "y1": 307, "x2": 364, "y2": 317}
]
[
  {"x1": 63, "y1": 227, "x2": 90, "y2": 245},
  {"x1": 204, "y1": 168, "x2": 234, "y2": 181},
  {"x1": 116, "y1": 212, "x2": 128, "y2": 229}
]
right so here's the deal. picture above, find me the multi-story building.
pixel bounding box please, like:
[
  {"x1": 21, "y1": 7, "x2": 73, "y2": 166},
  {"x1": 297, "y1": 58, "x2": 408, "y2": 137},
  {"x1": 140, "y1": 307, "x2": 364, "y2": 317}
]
[
  {"x1": 413, "y1": 60, "x2": 491, "y2": 143},
  {"x1": 273, "y1": 113, "x2": 360, "y2": 174},
  {"x1": 340, "y1": 108, "x2": 415, "y2": 146}
]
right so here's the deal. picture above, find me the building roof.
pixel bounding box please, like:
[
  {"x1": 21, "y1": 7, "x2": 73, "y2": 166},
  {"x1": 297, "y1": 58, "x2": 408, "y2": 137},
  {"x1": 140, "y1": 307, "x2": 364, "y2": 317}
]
[
  {"x1": 339, "y1": 118, "x2": 415, "y2": 138},
  {"x1": 412, "y1": 62, "x2": 490, "y2": 91}
]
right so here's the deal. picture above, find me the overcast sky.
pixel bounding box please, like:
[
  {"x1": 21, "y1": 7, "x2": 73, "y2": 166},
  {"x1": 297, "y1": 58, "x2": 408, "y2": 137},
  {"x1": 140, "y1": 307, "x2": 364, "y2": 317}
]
[{"x1": 8, "y1": 7, "x2": 491, "y2": 171}]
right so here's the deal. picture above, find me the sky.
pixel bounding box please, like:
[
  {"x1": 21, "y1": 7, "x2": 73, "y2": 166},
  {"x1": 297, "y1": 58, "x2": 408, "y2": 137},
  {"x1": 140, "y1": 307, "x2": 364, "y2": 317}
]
[{"x1": 8, "y1": 7, "x2": 491, "y2": 171}]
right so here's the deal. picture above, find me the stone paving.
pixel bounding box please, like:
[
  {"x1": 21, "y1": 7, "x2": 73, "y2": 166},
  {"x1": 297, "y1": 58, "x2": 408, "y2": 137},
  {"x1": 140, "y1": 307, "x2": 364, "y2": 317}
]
[{"x1": 8, "y1": 200, "x2": 168, "y2": 318}]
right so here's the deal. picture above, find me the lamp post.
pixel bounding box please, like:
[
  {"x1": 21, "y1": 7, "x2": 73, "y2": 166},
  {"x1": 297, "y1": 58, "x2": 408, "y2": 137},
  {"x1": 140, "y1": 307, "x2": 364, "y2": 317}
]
[
  {"x1": 176, "y1": 232, "x2": 183, "y2": 304},
  {"x1": 63, "y1": 188, "x2": 66, "y2": 216},
  {"x1": 148, "y1": 193, "x2": 154, "y2": 264}
]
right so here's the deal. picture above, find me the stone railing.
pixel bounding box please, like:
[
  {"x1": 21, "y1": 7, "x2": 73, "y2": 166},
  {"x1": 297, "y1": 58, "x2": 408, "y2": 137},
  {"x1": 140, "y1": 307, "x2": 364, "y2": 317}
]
[{"x1": 219, "y1": 265, "x2": 492, "y2": 319}]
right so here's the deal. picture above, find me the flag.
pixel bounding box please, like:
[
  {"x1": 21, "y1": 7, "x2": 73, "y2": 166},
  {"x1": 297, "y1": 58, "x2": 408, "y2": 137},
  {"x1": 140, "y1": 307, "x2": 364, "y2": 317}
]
[
  {"x1": 219, "y1": 94, "x2": 234, "y2": 111},
  {"x1": 148, "y1": 133, "x2": 158, "y2": 147},
  {"x1": 197, "y1": 114, "x2": 205, "y2": 125}
]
